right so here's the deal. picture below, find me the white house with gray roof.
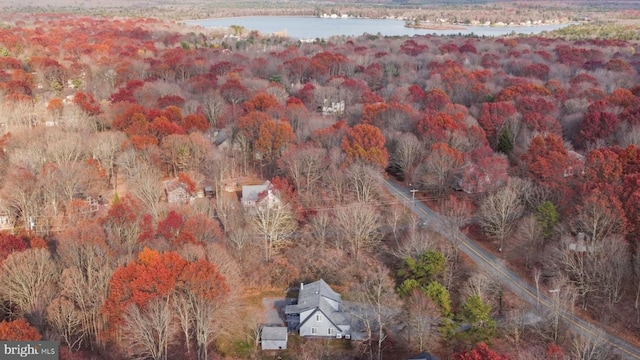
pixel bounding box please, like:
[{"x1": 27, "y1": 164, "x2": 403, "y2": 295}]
[{"x1": 285, "y1": 279, "x2": 351, "y2": 339}]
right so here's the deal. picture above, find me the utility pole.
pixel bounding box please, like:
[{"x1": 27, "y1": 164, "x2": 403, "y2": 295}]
[
  {"x1": 549, "y1": 288, "x2": 561, "y2": 343},
  {"x1": 409, "y1": 183, "x2": 418, "y2": 206}
]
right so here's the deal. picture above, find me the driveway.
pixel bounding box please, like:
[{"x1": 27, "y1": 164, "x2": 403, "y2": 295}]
[{"x1": 261, "y1": 297, "x2": 292, "y2": 326}]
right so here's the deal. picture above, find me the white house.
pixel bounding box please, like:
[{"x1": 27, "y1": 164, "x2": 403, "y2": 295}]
[
  {"x1": 285, "y1": 279, "x2": 351, "y2": 339},
  {"x1": 241, "y1": 181, "x2": 271, "y2": 208}
]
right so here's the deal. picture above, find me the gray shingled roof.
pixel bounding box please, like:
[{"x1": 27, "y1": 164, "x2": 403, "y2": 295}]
[
  {"x1": 261, "y1": 326, "x2": 287, "y2": 341},
  {"x1": 285, "y1": 279, "x2": 350, "y2": 328},
  {"x1": 242, "y1": 181, "x2": 270, "y2": 203}
]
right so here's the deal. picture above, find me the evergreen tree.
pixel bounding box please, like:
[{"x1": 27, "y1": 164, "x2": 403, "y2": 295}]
[
  {"x1": 456, "y1": 295, "x2": 495, "y2": 345},
  {"x1": 497, "y1": 126, "x2": 513, "y2": 154},
  {"x1": 536, "y1": 200, "x2": 560, "y2": 238}
]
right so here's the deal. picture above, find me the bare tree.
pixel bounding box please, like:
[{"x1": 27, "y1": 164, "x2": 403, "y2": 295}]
[
  {"x1": 39, "y1": 161, "x2": 102, "y2": 217},
  {"x1": 478, "y1": 183, "x2": 524, "y2": 252},
  {"x1": 334, "y1": 202, "x2": 381, "y2": 260},
  {"x1": 189, "y1": 293, "x2": 220, "y2": 360},
  {"x1": 242, "y1": 317, "x2": 264, "y2": 357},
  {"x1": 0, "y1": 166, "x2": 44, "y2": 231},
  {"x1": 90, "y1": 131, "x2": 127, "y2": 189},
  {"x1": 309, "y1": 210, "x2": 332, "y2": 250},
  {"x1": 393, "y1": 225, "x2": 440, "y2": 260},
  {"x1": 501, "y1": 298, "x2": 529, "y2": 353},
  {"x1": 201, "y1": 91, "x2": 225, "y2": 128},
  {"x1": 0, "y1": 248, "x2": 59, "y2": 328},
  {"x1": 250, "y1": 201, "x2": 298, "y2": 262},
  {"x1": 57, "y1": 235, "x2": 114, "y2": 350},
  {"x1": 323, "y1": 167, "x2": 348, "y2": 204},
  {"x1": 516, "y1": 214, "x2": 544, "y2": 268},
  {"x1": 591, "y1": 235, "x2": 629, "y2": 322},
  {"x1": 160, "y1": 133, "x2": 213, "y2": 177},
  {"x1": 123, "y1": 298, "x2": 177, "y2": 360},
  {"x1": 553, "y1": 233, "x2": 628, "y2": 314},
  {"x1": 389, "y1": 132, "x2": 424, "y2": 182},
  {"x1": 569, "y1": 330, "x2": 614, "y2": 360},
  {"x1": 226, "y1": 226, "x2": 252, "y2": 253},
  {"x1": 539, "y1": 275, "x2": 576, "y2": 344},
  {"x1": 440, "y1": 195, "x2": 474, "y2": 262},
  {"x1": 570, "y1": 193, "x2": 626, "y2": 245},
  {"x1": 117, "y1": 153, "x2": 163, "y2": 220},
  {"x1": 47, "y1": 296, "x2": 84, "y2": 351},
  {"x1": 634, "y1": 251, "x2": 640, "y2": 323},
  {"x1": 404, "y1": 288, "x2": 440, "y2": 353},
  {"x1": 353, "y1": 265, "x2": 401, "y2": 360},
  {"x1": 279, "y1": 145, "x2": 329, "y2": 197},
  {"x1": 384, "y1": 204, "x2": 411, "y2": 246},
  {"x1": 460, "y1": 272, "x2": 502, "y2": 313},
  {"x1": 2, "y1": 98, "x2": 40, "y2": 128},
  {"x1": 345, "y1": 163, "x2": 383, "y2": 204},
  {"x1": 43, "y1": 129, "x2": 87, "y2": 165},
  {"x1": 102, "y1": 208, "x2": 143, "y2": 257},
  {"x1": 415, "y1": 144, "x2": 463, "y2": 196},
  {"x1": 215, "y1": 195, "x2": 242, "y2": 232}
]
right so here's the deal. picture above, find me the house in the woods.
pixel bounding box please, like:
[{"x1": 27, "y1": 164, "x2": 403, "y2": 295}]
[
  {"x1": 454, "y1": 160, "x2": 508, "y2": 194},
  {"x1": 213, "y1": 129, "x2": 240, "y2": 152},
  {"x1": 0, "y1": 211, "x2": 13, "y2": 232},
  {"x1": 261, "y1": 326, "x2": 288, "y2": 350},
  {"x1": 564, "y1": 150, "x2": 586, "y2": 177},
  {"x1": 163, "y1": 178, "x2": 191, "y2": 204},
  {"x1": 285, "y1": 279, "x2": 351, "y2": 339},
  {"x1": 322, "y1": 99, "x2": 345, "y2": 116},
  {"x1": 564, "y1": 232, "x2": 597, "y2": 253},
  {"x1": 241, "y1": 181, "x2": 280, "y2": 210},
  {"x1": 257, "y1": 189, "x2": 281, "y2": 211}
]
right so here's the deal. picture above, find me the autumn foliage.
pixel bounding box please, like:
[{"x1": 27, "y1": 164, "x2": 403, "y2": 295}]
[
  {"x1": 0, "y1": 318, "x2": 42, "y2": 341},
  {"x1": 454, "y1": 342, "x2": 512, "y2": 360},
  {"x1": 341, "y1": 123, "x2": 389, "y2": 169},
  {"x1": 3, "y1": 11, "x2": 640, "y2": 360},
  {"x1": 103, "y1": 248, "x2": 228, "y2": 337}
]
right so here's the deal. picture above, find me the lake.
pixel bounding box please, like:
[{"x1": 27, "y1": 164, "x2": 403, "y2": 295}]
[{"x1": 185, "y1": 16, "x2": 572, "y2": 39}]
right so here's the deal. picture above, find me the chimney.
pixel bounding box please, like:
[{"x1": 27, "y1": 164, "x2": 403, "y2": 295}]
[{"x1": 300, "y1": 282, "x2": 304, "y2": 290}]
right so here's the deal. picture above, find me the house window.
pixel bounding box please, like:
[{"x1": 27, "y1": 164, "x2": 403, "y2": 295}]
[
  {"x1": 328, "y1": 327, "x2": 335, "y2": 335},
  {"x1": 316, "y1": 314, "x2": 323, "y2": 322},
  {"x1": 311, "y1": 327, "x2": 318, "y2": 335}
]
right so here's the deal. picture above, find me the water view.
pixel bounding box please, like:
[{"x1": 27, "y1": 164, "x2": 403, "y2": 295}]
[{"x1": 185, "y1": 16, "x2": 572, "y2": 39}]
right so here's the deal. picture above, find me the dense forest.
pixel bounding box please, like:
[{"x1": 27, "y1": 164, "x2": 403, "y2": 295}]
[{"x1": 0, "y1": 10, "x2": 640, "y2": 360}]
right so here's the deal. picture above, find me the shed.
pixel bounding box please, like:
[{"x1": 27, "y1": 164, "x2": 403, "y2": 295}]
[{"x1": 261, "y1": 326, "x2": 287, "y2": 350}]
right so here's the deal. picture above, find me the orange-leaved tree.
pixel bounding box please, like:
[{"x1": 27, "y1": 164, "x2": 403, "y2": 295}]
[
  {"x1": 0, "y1": 318, "x2": 41, "y2": 341},
  {"x1": 341, "y1": 123, "x2": 388, "y2": 169},
  {"x1": 254, "y1": 119, "x2": 295, "y2": 161},
  {"x1": 103, "y1": 248, "x2": 229, "y2": 360},
  {"x1": 102, "y1": 248, "x2": 188, "y2": 337}
]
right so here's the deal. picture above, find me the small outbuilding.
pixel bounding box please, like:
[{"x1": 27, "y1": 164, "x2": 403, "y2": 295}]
[{"x1": 261, "y1": 326, "x2": 288, "y2": 350}]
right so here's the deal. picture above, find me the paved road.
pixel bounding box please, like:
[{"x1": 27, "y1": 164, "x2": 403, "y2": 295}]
[{"x1": 383, "y1": 179, "x2": 640, "y2": 359}]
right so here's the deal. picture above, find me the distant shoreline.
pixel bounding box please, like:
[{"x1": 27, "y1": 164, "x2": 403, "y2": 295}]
[
  {"x1": 183, "y1": 16, "x2": 575, "y2": 39},
  {"x1": 405, "y1": 23, "x2": 466, "y2": 31},
  {"x1": 184, "y1": 16, "x2": 575, "y2": 29},
  {"x1": 184, "y1": 15, "x2": 317, "y2": 23}
]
